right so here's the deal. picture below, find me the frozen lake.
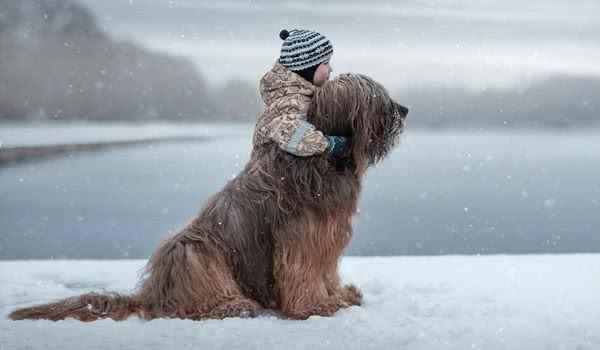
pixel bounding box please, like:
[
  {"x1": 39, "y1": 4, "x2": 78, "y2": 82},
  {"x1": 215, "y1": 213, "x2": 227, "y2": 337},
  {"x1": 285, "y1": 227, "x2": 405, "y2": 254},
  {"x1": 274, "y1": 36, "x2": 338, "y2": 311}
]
[{"x1": 1, "y1": 126, "x2": 599, "y2": 258}]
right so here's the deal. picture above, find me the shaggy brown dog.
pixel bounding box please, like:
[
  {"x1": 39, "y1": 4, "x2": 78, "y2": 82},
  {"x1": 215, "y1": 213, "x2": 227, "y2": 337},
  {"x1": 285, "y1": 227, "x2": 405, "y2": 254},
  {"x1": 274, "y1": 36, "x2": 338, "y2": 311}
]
[{"x1": 9, "y1": 73, "x2": 408, "y2": 321}]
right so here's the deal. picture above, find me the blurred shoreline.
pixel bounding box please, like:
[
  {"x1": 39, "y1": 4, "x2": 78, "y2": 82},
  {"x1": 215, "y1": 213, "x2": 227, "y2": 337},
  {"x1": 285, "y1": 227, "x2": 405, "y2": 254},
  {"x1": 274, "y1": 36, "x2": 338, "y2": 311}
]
[
  {"x1": 0, "y1": 136, "x2": 209, "y2": 166},
  {"x1": 0, "y1": 121, "x2": 252, "y2": 165}
]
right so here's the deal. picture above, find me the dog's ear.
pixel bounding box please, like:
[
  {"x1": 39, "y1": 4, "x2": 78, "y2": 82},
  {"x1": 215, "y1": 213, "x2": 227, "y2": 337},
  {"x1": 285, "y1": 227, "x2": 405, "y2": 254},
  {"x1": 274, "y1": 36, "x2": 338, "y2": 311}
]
[
  {"x1": 308, "y1": 79, "x2": 354, "y2": 138},
  {"x1": 346, "y1": 74, "x2": 408, "y2": 172},
  {"x1": 348, "y1": 103, "x2": 372, "y2": 176},
  {"x1": 309, "y1": 74, "x2": 374, "y2": 175}
]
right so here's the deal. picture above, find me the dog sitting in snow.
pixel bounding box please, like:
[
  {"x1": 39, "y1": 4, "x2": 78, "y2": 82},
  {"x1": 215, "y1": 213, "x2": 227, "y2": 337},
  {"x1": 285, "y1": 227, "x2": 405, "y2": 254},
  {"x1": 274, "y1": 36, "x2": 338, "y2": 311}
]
[{"x1": 9, "y1": 73, "x2": 408, "y2": 321}]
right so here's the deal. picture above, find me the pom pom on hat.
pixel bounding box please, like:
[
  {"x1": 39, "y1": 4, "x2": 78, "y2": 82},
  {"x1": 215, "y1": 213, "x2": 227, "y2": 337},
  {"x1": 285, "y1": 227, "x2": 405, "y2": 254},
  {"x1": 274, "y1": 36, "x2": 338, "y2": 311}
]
[{"x1": 279, "y1": 29, "x2": 290, "y2": 40}]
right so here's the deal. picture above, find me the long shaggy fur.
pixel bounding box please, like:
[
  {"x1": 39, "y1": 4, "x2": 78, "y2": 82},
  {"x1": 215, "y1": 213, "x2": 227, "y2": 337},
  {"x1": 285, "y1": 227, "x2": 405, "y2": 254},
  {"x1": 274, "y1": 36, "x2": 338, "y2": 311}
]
[{"x1": 9, "y1": 73, "x2": 408, "y2": 322}]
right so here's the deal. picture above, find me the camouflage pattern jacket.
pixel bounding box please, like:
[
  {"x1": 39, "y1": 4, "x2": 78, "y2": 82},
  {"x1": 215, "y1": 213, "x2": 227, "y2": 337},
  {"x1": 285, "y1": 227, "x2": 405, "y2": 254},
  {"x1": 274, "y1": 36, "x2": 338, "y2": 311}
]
[{"x1": 252, "y1": 63, "x2": 329, "y2": 157}]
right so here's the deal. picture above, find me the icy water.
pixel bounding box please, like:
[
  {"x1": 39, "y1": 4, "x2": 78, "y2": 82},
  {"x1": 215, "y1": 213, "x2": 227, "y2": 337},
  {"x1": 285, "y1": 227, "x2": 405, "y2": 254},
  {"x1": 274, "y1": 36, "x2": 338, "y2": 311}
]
[{"x1": 1, "y1": 129, "x2": 599, "y2": 259}]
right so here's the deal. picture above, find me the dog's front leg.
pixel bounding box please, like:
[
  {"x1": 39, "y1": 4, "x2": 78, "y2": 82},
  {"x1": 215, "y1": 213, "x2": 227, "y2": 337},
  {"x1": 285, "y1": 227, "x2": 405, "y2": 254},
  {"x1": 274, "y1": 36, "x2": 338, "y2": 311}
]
[
  {"x1": 323, "y1": 264, "x2": 363, "y2": 308},
  {"x1": 273, "y1": 240, "x2": 344, "y2": 320}
]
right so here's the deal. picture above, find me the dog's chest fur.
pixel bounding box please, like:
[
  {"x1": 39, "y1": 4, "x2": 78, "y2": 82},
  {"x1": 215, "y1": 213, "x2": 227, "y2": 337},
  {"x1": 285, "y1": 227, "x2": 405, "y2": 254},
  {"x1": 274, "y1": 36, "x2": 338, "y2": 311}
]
[{"x1": 213, "y1": 151, "x2": 359, "y2": 307}]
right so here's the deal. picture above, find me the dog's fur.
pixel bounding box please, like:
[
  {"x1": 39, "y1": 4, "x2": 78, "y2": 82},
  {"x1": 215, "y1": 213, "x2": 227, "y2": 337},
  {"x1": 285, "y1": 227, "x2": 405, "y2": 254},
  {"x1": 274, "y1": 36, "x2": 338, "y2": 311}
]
[{"x1": 9, "y1": 73, "x2": 407, "y2": 321}]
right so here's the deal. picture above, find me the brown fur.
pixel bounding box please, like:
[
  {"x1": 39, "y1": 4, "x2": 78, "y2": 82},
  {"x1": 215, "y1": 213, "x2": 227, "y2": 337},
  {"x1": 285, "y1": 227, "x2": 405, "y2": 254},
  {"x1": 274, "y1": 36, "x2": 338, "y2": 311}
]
[{"x1": 8, "y1": 73, "x2": 408, "y2": 322}]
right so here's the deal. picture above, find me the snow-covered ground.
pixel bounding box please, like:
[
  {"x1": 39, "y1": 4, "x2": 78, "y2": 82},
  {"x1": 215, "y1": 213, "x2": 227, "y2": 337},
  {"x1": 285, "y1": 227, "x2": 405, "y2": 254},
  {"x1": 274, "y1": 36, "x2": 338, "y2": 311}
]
[
  {"x1": 0, "y1": 122, "x2": 252, "y2": 148},
  {"x1": 1, "y1": 255, "x2": 599, "y2": 350}
]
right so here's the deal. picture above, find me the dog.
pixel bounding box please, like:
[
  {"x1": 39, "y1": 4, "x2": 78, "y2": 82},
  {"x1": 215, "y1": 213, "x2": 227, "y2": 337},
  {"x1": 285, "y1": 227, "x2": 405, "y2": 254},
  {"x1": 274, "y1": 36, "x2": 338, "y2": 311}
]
[{"x1": 9, "y1": 73, "x2": 408, "y2": 321}]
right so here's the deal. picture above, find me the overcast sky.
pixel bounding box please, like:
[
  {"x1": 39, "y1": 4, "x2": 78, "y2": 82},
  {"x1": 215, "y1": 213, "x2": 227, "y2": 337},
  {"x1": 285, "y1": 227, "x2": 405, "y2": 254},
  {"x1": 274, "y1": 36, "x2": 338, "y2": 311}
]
[{"x1": 78, "y1": 0, "x2": 600, "y2": 91}]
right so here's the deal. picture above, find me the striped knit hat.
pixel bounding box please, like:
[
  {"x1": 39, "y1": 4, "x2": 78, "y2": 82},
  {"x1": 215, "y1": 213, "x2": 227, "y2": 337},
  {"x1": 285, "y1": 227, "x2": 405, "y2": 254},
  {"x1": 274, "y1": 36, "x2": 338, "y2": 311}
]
[{"x1": 278, "y1": 29, "x2": 333, "y2": 72}]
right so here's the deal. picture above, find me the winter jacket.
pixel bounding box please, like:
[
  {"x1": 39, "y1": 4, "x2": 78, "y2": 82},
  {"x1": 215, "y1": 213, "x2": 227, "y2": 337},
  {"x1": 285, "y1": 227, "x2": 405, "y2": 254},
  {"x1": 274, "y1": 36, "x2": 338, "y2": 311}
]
[{"x1": 252, "y1": 62, "x2": 329, "y2": 157}]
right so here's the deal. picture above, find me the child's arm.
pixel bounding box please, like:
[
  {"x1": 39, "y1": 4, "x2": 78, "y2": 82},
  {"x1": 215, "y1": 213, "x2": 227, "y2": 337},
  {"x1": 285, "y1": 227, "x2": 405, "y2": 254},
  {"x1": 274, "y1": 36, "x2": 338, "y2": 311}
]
[
  {"x1": 268, "y1": 112, "x2": 348, "y2": 157},
  {"x1": 268, "y1": 113, "x2": 330, "y2": 156}
]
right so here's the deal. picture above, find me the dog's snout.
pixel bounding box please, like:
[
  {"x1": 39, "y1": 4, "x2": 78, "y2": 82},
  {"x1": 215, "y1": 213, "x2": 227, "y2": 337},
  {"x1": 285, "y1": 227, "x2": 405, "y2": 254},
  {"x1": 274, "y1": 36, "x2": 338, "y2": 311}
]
[
  {"x1": 396, "y1": 103, "x2": 409, "y2": 118},
  {"x1": 391, "y1": 102, "x2": 409, "y2": 120}
]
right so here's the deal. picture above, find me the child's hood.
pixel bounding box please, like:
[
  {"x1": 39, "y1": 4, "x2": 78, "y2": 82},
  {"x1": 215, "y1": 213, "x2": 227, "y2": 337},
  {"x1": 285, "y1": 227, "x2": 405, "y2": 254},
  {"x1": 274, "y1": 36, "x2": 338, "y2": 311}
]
[{"x1": 259, "y1": 63, "x2": 315, "y2": 106}]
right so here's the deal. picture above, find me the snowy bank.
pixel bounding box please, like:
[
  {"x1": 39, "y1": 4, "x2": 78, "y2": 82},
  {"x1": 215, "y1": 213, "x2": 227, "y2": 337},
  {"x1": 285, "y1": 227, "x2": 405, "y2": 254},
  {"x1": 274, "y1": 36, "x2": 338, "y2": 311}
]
[
  {"x1": 1, "y1": 255, "x2": 599, "y2": 350},
  {"x1": 0, "y1": 122, "x2": 252, "y2": 165},
  {"x1": 0, "y1": 122, "x2": 251, "y2": 148}
]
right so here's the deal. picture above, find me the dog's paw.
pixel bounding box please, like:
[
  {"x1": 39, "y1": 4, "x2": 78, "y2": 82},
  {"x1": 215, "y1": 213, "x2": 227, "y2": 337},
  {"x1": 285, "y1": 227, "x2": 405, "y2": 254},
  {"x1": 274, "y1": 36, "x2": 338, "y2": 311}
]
[
  {"x1": 341, "y1": 284, "x2": 363, "y2": 306},
  {"x1": 209, "y1": 299, "x2": 262, "y2": 319},
  {"x1": 285, "y1": 300, "x2": 341, "y2": 320}
]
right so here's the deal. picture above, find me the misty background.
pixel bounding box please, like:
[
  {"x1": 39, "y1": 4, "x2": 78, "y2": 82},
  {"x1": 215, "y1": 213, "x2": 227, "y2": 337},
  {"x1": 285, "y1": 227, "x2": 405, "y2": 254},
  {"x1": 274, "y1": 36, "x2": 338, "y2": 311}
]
[
  {"x1": 2, "y1": 0, "x2": 599, "y2": 127},
  {"x1": 1, "y1": 0, "x2": 599, "y2": 259}
]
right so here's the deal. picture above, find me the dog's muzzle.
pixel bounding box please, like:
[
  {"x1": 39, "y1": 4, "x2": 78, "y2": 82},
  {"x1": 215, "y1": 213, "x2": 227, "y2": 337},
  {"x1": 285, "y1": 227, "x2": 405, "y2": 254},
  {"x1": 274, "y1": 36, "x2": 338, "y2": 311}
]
[{"x1": 395, "y1": 103, "x2": 409, "y2": 118}]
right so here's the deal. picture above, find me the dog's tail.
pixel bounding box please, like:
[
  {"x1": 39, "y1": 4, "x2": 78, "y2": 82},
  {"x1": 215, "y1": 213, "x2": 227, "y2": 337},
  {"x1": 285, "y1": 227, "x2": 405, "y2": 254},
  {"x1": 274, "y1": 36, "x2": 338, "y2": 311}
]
[{"x1": 8, "y1": 292, "x2": 141, "y2": 322}]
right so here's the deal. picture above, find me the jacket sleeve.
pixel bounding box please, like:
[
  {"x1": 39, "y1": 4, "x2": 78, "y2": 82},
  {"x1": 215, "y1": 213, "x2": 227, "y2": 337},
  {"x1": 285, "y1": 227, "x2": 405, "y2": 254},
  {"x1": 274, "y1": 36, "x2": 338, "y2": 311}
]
[{"x1": 267, "y1": 112, "x2": 330, "y2": 157}]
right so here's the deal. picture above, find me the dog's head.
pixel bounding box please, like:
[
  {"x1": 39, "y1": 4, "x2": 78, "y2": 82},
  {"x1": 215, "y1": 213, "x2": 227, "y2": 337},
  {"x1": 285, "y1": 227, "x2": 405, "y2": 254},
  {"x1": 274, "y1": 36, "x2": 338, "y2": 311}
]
[{"x1": 308, "y1": 73, "x2": 408, "y2": 174}]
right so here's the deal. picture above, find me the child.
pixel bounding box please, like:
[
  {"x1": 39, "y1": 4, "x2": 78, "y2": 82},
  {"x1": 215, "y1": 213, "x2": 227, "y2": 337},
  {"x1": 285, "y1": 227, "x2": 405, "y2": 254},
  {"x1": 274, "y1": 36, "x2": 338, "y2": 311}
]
[{"x1": 252, "y1": 29, "x2": 347, "y2": 157}]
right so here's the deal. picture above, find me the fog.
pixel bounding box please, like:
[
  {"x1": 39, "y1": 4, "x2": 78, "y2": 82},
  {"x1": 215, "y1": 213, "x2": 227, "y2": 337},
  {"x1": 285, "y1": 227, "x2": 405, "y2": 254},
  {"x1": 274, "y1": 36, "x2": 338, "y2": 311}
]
[
  {"x1": 1, "y1": 0, "x2": 598, "y2": 127},
  {"x1": 79, "y1": 0, "x2": 600, "y2": 90}
]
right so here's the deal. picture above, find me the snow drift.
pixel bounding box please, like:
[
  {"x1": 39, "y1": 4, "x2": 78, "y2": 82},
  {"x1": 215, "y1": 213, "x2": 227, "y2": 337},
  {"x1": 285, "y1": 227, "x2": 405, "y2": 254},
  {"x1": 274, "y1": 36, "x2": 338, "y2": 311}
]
[{"x1": 2, "y1": 255, "x2": 599, "y2": 349}]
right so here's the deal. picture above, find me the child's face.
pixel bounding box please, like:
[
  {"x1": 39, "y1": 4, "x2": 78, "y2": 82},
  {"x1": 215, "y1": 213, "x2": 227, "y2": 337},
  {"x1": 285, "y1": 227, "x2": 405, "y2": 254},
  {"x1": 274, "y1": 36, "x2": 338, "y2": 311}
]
[{"x1": 313, "y1": 62, "x2": 332, "y2": 87}]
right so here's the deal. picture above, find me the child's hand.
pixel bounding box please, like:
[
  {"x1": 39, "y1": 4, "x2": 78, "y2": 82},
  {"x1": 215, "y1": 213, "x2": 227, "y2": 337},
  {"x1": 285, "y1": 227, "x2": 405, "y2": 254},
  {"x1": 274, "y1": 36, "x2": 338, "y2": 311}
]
[{"x1": 326, "y1": 136, "x2": 349, "y2": 158}]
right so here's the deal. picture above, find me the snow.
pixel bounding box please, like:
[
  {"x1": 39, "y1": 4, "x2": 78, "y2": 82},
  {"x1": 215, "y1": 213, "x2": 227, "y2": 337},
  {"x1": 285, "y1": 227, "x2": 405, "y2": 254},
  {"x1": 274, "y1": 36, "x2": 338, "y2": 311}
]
[
  {"x1": 2, "y1": 255, "x2": 599, "y2": 349},
  {"x1": 0, "y1": 122, "x2": 251, "y2": 148}
]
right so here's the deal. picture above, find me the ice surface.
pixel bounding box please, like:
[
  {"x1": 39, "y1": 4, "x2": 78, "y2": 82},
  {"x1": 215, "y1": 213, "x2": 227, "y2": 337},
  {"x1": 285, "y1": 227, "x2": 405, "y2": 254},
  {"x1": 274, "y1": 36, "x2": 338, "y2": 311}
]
[{"x1": 2, "y1": 255, "x2": 599, "y2": 349}]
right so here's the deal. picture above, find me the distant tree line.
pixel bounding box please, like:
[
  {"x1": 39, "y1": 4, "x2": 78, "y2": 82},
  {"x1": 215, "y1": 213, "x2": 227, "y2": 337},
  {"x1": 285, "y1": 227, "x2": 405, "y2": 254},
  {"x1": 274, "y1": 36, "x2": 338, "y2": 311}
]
[
  {"x1": 0, "y1": 0, "x2": 262, "y2": 123},
  {"x1": 398, "y1": 75, "x2": 600, "y2": 129}
]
